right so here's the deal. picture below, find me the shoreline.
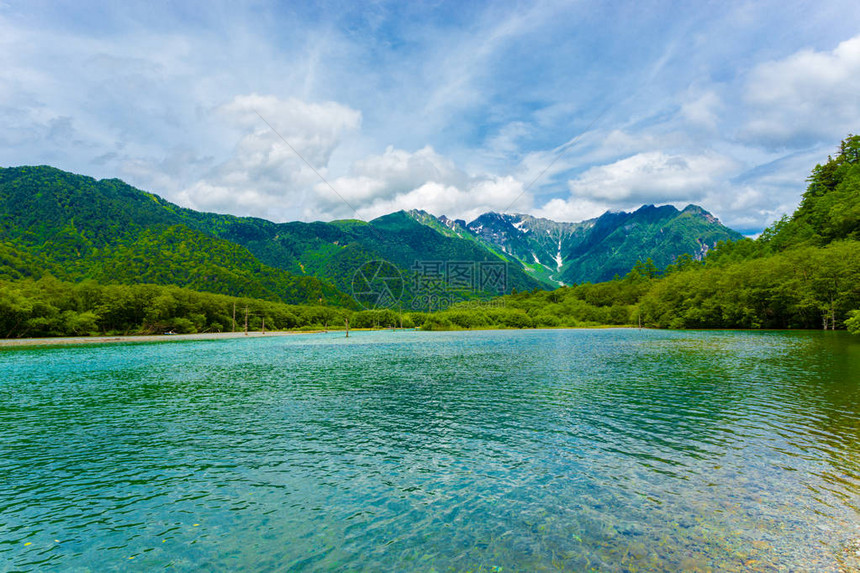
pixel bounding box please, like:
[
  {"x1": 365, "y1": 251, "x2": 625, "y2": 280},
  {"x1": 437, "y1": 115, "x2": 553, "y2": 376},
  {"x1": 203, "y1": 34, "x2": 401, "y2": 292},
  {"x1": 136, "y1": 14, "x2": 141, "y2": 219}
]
[
  {"x1": 0, "y1": 326, "x2": 616, "y2": 349},
  {"x1": 0, "y1": 330, "x2": 325, "y2": 349},
  {"x1": 0, "y1": 326, "x2": 845, "y2": 350}
]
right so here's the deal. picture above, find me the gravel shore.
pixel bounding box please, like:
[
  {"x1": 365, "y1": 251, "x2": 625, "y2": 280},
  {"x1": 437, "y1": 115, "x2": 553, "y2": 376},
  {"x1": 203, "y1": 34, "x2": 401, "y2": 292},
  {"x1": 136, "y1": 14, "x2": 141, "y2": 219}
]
[{"x1": 0, "y1": 330, "x2": 321, "y2": 348}]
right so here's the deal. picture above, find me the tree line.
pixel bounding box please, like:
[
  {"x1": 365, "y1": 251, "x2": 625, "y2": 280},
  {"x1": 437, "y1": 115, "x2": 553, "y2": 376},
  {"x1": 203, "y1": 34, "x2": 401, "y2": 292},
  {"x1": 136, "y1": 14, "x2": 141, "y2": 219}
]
[
  {"x1": 0, "y1": 276, "x2": 431, "y2": 338},
  {"x1": 416, "y1": 241, "x2": 859, "y2": 332}
]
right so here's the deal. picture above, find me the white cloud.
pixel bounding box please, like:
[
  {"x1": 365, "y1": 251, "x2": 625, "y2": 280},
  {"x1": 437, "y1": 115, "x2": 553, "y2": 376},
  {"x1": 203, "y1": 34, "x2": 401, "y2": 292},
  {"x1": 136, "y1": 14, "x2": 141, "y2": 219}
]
[
  {"x1": 484, "y1": 121, "x2": 532, "y2": 158},
  {"x1": 346, "y1": 146, "x2": 467, "y2": 198},
  {"x1": 742, "y1": 35, "x2": 860, "y2": 147},
  {"x1": 699, "y1": 183, "x2": 800, "y2": 232},
  {"x1": 567, "y1": 151, "x2": 737, "y2": 203},
  {"x1": 352, "y1": 176, "x2": 526, "y2": 223},
  {"x1": 680, "y1": 90, "x2": 722, "y2": 130},
  {"x1": 309, "y1": 146, "x2": 529, "y2": 222},
  {"x1": 698, "y1": 148, "x2": 826, "y2": 231},
  {"x1": 532, "y1": 197, "x2": 610, "y2": 222},
  {"x1": 175, "y1": 94, "x2": 361, "y2": 220},
  {"x1": 216, "y1": 94, "x2": 361, "y2": 167}
]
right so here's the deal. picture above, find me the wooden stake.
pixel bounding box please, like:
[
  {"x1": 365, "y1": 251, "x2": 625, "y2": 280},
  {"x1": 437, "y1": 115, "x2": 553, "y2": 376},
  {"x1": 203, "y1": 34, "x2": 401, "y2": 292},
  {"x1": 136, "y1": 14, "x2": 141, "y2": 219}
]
[{"x1": 244, "y1": 307, "x2": 249, "y2": 335}]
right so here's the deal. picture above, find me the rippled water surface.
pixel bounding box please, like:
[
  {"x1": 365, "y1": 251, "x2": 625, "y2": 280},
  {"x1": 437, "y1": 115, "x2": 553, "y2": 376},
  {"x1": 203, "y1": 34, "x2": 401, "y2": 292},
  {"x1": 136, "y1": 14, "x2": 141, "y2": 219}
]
[{"x1": 1, "y1": 329, "x2": 859, "y2": 571}]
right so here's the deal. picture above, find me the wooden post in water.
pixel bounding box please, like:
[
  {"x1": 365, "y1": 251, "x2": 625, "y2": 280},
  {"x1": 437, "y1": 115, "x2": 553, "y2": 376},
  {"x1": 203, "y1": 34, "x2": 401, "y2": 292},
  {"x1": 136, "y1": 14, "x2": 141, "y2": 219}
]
[
  {"x1": 345, "y1": 317, "x2": 349, "y2": 338},
  {"x1": 244, "y1": 307, "x2": 249, "y2": 335}
]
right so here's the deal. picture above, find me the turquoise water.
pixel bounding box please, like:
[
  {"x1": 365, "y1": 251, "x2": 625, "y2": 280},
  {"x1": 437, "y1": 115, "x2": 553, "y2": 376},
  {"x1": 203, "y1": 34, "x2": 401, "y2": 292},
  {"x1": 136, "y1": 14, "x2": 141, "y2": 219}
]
[{"x1": 1, "y1": 329, "x2": 859, "y2": 571}]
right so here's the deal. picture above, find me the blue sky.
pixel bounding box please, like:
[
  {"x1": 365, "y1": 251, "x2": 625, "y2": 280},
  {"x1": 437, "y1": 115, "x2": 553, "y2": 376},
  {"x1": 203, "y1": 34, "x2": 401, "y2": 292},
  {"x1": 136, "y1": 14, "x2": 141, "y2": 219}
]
[{"x1": 2, "y1": 1, "x2": 859, "y2": 232}]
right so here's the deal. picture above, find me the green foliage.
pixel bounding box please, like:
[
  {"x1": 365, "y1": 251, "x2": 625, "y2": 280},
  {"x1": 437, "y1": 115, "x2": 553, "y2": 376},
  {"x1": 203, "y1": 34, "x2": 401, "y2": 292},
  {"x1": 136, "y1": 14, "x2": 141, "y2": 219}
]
[
  {"x1": 558, "y1": 204, "x2": 744, "y2": 283},
  {"x1": 420, "y1": 314, "x2": 455, "y2": 331},
  {"x1": 639, "y1": 241, "x2": 860, "y2": 329},
  {"x1": 85, "y1": 225, "x2": 353, "y2": 306},
  {"x1": 0, "y1": 241, "x2": 61, "y2": 280},
  {"x1": 627, "y1": 258, "x2": 659, "y2": 280},
  {"x1": 0, "y1": 166, "x2": 544, "y2": 310},
  {"x1": 413, "y1": 278, "x2": 646, "y2": 331},
  {"x1": 761, "y1": 134, "x2": 860, "y2": 249},
  {"x1": 0, "y1": 166, "x2": 354, "y2": 307},
  {"x1": 0, "y1": 277, "x2": 355, "y2": 338},
  {"x1": 846, "y1": 310, "x2": 860, "y2": 334},
  {"x1": 702, "y1": 238, "x2": 763, "y2": 266},
  {"x1": 663, "y1": 253, "x2": 701, "y2": 274}
]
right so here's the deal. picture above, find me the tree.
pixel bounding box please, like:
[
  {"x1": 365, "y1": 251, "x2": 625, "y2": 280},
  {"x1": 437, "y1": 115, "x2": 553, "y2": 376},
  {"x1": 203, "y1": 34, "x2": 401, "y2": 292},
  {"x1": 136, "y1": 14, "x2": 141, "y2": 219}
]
[
  {"x1": 846, "y1": 310, "x2": 860, "y2": 334},
  {"x1": 627, "y1": 258, "x2": 658, "y2": 281}
]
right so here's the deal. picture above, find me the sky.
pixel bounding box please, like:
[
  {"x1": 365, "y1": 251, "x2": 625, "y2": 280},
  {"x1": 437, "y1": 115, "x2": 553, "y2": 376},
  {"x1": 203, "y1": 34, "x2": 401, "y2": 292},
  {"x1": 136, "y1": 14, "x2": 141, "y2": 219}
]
[{"x1": 1, "y1": 1, "x2": 859, "y2": 233}]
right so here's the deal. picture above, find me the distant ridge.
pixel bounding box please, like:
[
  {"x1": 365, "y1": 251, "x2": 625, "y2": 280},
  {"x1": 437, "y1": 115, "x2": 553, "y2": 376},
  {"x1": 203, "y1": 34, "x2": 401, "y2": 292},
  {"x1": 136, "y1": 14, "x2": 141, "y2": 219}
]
[
  {"x1": 0, "y1": 165, "x2": 743, "y2": 298},
  {"x1": 408, "y1": 204, "x2": 743, "y2": 285}
]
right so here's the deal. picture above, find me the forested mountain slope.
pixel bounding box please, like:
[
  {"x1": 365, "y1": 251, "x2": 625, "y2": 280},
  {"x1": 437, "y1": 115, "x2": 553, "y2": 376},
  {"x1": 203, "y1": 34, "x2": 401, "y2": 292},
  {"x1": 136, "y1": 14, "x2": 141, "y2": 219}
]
[
  {"x1": 0, "y1": 166, "x2": 352, "y2": 305},
  {"x1": 558, "y1": 204, "x2": 743, "y2": 283},
  {"x1": 180, "y1": 209, "x2": 545, "y2": 297},
  {"x1": 424, "y1": 203, "x2": 743, "y2": 285}
]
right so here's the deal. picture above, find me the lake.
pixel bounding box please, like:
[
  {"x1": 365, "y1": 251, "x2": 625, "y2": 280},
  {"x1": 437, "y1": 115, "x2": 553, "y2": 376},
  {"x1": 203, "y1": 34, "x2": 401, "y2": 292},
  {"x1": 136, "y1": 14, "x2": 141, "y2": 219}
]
[{"x1": 1, "y1": 329, "x2": 858, "y2": 571}]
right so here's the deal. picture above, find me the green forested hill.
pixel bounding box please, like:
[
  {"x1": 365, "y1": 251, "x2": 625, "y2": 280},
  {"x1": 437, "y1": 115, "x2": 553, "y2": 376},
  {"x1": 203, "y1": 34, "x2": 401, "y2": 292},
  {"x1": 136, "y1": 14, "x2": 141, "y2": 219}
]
[
  {"x1": 557, "y1": 204, "x2": 744, "y2": 283},
  {"x1": 179, "y1": 209, "x2": 545, "y2": 297},
  {"x1": 0, "y1": 166, "x2": 352, "y2": 306},
  {"x1": 635, "y1": 136, "x2": 860, "y2": 329}
]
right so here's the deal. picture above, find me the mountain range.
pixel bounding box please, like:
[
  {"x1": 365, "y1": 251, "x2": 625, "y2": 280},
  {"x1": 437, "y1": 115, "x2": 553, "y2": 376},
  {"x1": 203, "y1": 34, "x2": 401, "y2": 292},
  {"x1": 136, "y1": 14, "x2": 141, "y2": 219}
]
[
  {"x1": 0, "y1": 166, "x2": 743, "y2": 306},
  {"x1": 413, "y1": 204, "x2": 743, "y2": 285}
]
